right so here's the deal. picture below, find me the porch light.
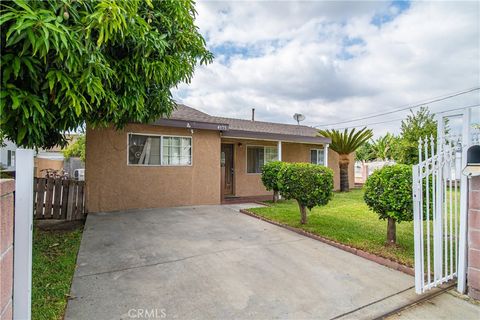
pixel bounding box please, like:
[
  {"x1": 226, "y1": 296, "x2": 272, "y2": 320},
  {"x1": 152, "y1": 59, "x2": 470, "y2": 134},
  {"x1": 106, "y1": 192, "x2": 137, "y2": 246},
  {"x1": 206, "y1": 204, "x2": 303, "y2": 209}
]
[{"x1": 462, "y1": 145, "x2": 480, "y2": 177}]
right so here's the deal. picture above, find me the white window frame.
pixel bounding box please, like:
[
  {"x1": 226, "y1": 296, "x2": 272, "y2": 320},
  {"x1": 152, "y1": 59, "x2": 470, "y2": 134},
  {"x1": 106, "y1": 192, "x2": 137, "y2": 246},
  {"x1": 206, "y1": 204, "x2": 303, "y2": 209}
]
[
  {"x1": 246, "y1": 145, "x2": 278, "y2": 174},
  {"x1": 127, "y1": 132, "x2": 193, "y2": 167},
  {"x1": 310, "y1": 148, "x2": 325, "y2": 166}
]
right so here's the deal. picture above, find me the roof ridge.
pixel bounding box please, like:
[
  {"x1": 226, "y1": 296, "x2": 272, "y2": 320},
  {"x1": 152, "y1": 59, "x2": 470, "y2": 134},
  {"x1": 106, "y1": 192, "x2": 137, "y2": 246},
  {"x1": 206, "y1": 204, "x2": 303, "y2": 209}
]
[
  {"x1": 174, "y1": 103, "x2": 211, "y2": 116},
  {"x1": 211, "y1": 115, "x2": 315, "y2": 130}
]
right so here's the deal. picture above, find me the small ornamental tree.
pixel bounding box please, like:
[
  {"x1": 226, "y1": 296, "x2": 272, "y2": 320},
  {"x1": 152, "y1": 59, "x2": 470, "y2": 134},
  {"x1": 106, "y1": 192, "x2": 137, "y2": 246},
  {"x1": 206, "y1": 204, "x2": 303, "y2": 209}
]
[
  {"x1": 278, "y1": 163, "x2": 334, "y2": 224},
  {"x1": 363, "y1": 164, "x2": 413, "y2": 245},
  {"x1": 261, "y1": 161, "x2": 284, "y2": 202}
]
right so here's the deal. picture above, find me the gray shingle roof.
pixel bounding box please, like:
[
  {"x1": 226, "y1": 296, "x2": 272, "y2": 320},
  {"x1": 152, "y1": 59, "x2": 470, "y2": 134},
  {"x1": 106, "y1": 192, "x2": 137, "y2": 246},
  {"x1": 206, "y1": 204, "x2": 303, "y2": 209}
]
[{"x1": 168, "y1": 104, "x2": 322, "y2": 138}]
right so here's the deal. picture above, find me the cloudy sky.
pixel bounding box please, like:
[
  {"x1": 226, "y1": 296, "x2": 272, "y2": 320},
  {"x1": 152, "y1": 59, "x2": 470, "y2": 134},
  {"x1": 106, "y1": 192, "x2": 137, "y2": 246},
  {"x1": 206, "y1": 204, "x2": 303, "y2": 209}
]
[{"x1": 173, "y1": 0, "x2": 480, "y2": 136}]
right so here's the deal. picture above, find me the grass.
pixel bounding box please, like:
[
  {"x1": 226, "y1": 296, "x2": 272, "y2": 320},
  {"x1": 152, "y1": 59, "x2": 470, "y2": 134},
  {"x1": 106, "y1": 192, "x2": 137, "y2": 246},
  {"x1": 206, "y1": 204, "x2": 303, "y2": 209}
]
[
  {"x1": 249, "y1": 189, "x2": 416, "y2": 266},
  {"x1": 32, "y1": 224, "x2": 83, "y2": 320}
]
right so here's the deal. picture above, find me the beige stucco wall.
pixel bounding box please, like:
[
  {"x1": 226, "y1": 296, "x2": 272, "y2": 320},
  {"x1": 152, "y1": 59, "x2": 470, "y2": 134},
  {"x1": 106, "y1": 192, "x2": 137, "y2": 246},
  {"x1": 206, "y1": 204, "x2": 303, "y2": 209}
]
[
  {"x1": 221, "y1": 139, "x2": 354, "y2": 195},
  {"x1": 86, "y1": 124, "x2": 221, "y2": 212},
  {"x1": 87, "y1": 125, "x2": 355, "y2": 212},
  {"x1": 34, "y1": 158, "x2": 64, "y2": 177}
]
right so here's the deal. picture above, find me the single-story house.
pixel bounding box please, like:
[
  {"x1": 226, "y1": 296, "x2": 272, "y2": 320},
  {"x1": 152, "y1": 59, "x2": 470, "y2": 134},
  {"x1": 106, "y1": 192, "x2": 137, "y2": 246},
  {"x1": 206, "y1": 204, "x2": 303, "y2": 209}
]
[{"x1": 86, "y1": 105, "x2": 354, "y2": 212}]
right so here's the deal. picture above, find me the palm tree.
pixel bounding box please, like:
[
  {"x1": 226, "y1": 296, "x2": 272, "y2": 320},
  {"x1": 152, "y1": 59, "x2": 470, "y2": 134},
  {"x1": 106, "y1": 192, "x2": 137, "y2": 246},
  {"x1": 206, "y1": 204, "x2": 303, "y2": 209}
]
[{"x1": 318, "y1": 127, "x2": 373, "y2": 191}]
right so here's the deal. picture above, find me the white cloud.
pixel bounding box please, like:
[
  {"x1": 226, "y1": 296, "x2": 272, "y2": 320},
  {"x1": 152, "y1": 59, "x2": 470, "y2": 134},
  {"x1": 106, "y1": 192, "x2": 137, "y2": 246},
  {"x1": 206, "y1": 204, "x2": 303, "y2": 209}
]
[{"x1": 174, "y1": 1, "x2": 480, "y2": 136}]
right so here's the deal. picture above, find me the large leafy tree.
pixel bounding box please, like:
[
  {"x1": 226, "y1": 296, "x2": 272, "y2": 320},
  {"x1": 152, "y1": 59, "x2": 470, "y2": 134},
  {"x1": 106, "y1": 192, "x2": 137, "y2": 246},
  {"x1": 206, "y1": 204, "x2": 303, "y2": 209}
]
[
  {"x1": 318, "y1": 127, "x2": 373, "y2": 191},
  {"x1": 398, "y1": 107, "x2": 437, "y2": 165},
  {"x1": 1, "y1": 0, "x2": 212, "y2": 149}
]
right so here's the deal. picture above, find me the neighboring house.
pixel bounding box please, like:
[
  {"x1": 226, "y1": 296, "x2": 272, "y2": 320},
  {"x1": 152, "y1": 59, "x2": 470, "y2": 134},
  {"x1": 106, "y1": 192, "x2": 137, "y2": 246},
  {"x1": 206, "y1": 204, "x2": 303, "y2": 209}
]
[
  {"x1": 0, "y1": 135, "x2": 83, "y2": 177},
  {"x1": 34, "y1": 134, "x2": 83, "y2": 177},
  {"x1": 86, "y1": 105, "x2": 354, "y2": 212},
  {"x1": 355, "y1": 160, "x2": 396, "y2": 184},
  {"x1": 0, "y1": 139, "x2": 16, "y2": 171},
  {"x1": 35, "y1": 151, "x2": 65, "y2": 177}
]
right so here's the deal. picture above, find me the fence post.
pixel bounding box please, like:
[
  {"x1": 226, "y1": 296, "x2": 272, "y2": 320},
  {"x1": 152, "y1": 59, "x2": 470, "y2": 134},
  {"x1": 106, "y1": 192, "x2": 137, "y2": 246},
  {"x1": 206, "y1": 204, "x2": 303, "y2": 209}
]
[{"x1": 13, "y1": 149, "x2": 34, "y2": 320}]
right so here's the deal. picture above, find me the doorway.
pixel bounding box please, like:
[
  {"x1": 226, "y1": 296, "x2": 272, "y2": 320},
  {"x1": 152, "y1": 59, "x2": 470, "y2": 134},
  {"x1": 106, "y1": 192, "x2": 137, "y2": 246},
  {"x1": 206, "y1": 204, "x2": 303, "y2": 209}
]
[{"x1": 221, "y1": 144, "x2": 234, "y2": 196}]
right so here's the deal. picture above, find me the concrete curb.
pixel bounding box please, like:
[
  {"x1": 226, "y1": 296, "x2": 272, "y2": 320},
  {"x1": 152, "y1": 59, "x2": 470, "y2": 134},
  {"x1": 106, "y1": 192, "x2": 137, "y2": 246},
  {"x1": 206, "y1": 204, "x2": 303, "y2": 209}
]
[{"x1": 239, "y1": 208, "x2": 415, "y2": 277}]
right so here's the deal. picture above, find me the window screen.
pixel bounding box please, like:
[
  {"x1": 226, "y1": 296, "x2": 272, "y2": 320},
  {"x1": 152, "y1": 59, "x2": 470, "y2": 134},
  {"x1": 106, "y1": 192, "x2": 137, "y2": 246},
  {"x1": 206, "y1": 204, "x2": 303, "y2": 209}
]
[{"x1": 162, "y1": 137, "x2": 192, "y2": 165}]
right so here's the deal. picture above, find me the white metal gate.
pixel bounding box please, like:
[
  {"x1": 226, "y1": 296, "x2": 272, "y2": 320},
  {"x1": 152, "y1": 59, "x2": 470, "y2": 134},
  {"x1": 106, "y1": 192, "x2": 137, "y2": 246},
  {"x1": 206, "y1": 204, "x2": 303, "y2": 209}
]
[{"x1": 412, "y1": 107, "x2": 476, "y2": 294}]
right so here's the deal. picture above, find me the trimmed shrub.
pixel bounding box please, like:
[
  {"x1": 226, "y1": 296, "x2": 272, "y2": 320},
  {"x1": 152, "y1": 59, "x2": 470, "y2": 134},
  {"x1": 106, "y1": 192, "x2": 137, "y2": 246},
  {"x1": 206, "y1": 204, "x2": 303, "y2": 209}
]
[
  {"x1": 278, "y1": 163, "x2": 334, "y2": 224},
  {"x1": 363, "y1": 164, "x2": 413, "y2": 245},
  {"x1": 261, "y1": 161, "x2": 285, "y2": 202}
]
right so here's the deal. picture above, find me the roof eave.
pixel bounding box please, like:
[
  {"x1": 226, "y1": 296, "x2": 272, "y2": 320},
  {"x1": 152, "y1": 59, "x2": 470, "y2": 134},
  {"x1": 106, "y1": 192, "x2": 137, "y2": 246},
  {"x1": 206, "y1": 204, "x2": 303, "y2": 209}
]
[
  {"x1": 151, "y1": 119, "x2": 229, "y2": 131},
  {"x1": 221, "y1": 130, "x2": 331, "y2": 144}
]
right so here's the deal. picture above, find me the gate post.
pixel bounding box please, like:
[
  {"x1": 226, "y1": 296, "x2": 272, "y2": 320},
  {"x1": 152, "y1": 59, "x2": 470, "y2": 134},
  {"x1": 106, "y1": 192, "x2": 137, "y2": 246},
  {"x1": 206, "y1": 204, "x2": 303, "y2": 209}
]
[
  {"x1": 457, "y1": 107, "x2": 471, "y2": 293},
  {"x1": 413, "y1": 164, "x2": 423, "y2": 293}
]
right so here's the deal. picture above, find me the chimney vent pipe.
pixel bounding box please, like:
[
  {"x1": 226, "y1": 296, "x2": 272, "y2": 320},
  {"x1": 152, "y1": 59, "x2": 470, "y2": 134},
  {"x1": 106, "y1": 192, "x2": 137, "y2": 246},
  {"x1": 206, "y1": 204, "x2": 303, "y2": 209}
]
[{"x1": 251, "y1": 108, "x2": 255, "y2": 121}]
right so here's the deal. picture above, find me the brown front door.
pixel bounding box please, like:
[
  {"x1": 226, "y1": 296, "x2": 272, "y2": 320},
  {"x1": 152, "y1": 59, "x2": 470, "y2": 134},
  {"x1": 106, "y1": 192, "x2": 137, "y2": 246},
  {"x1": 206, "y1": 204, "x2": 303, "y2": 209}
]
[{"x1": 221, "y1": 144, "x2": 234, "y2": 196}]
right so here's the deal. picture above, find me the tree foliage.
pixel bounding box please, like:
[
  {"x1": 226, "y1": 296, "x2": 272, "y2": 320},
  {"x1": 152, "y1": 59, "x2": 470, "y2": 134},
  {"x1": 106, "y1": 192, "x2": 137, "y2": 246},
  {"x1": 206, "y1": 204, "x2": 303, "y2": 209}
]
[
  {"x1": 363, "y1": 164, "x2": 412, "y2": 244},
  {"x1": 372, "y1": 133, "x2": 401, "y2": 161},
  {"x1": 398, "y1": 107, "x2": 437, "y2": 165},
  {"x1": 63, "y1": 134, "x2": 85, "y2": 162},
  {"x1": 355, "y1": 141, "x2": 375, "y2": 162},
  {"x1": 0, "y1": 0, "x2": 213, "y2": 149},
  {"x1": 277, "y1": 163, "x2": 334, "y2": 224},
  {"x1": 318, "y1": 127, "x2": 373, "y2": 191},
  {"x1": 318, "y1": 127, "x2": 373, "y2": 155},
  {"x1": 261, "y1": 161, "x2": 285, "y2": 202},
  {"x1": 357, "y1": 133, "x2": 401, "y2": 162}
]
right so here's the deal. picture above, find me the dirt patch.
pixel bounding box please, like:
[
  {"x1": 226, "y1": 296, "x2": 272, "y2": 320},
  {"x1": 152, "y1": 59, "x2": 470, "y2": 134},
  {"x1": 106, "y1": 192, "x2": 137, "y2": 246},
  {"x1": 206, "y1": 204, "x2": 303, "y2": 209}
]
[{"x1": 35, "y1": 220, "x2": 84, "y2": 232}]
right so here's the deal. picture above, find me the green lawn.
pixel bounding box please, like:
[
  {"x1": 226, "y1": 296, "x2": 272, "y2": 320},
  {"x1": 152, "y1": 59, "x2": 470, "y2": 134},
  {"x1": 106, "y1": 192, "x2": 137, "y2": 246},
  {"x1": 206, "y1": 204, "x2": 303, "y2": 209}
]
[
  {"x1": 249, "y1": 189, "x2": 416, "y2": 266},
  {"x1": 32, "y1": 224, "x2": 83, "y2": 320}
]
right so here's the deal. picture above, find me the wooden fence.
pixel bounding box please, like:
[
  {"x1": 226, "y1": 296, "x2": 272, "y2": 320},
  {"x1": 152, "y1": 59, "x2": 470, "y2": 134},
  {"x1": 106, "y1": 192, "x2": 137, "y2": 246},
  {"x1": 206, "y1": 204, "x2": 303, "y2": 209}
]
[{"x1": 33, "y1": 178, "x2": 86, "y2": 220}]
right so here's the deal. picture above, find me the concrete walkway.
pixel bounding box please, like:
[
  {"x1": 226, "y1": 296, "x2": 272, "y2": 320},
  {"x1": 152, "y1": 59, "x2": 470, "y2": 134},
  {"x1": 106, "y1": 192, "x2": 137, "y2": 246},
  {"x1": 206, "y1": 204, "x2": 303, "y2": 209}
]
[
  {"x1": 66, "y1": 204, "x2": 419, "y2": 319},
  {"x1": 387, "y1": 289, "x2": 479, "y2": 320}
]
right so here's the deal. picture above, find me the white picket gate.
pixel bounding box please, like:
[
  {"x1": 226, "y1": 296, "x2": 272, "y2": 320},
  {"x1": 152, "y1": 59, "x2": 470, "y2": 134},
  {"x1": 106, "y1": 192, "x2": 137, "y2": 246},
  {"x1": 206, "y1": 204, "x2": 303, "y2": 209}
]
[{"x1": 412, "y1": 107, "x2": 477, "y2": 294}]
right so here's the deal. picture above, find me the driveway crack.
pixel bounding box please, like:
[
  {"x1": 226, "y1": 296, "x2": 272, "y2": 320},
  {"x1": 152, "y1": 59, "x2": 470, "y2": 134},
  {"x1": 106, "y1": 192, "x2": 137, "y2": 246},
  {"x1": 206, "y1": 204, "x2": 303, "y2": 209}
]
[{"x1": 77, "y1": 237, "x2": 306, "y2": 278}]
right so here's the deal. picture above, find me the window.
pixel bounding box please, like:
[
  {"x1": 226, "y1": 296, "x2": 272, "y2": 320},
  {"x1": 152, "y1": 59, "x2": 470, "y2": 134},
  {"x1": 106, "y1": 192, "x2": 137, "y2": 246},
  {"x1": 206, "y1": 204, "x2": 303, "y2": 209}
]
[
  {"x1": 162, "y1": 137, "x2": 192, "y2": 165},
  {"x1": 128, "y1": 134, "x2": 192, "y2": 166},
  {"x1": 128, "y1": 134, "x2": 161, "y2": 165},
  {"x1": 7, "y1": 150, "x2": 15, "y2": 167},
  {"x1": 311, "y1": 149, "x2": 325, "y2": 165},
  {"x1": 247, "y1": 146, "x2": 278, "y2": 173}
]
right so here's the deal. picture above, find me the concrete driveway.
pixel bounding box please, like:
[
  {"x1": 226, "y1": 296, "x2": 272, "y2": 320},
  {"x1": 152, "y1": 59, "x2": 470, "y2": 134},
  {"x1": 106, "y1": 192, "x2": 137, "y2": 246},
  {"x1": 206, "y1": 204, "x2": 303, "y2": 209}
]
[{"x1": 66, "y1": 204, "x2": 416, "y2": 320}]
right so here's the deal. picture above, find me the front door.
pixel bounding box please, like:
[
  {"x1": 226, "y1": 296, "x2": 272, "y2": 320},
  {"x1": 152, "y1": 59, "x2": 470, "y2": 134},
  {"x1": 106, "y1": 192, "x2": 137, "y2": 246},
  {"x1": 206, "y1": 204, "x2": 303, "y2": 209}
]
[{"x1": 221, "y1": 144, "x2": 234, "y2": 196}]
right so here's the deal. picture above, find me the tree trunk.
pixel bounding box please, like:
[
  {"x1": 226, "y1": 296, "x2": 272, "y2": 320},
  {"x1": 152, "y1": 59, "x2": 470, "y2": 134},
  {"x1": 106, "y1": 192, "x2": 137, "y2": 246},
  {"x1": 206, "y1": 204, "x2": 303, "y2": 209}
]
[
  {"x1": 339, "y1": 160, "x2": 350, "y2": 192},
  {"x1": 298, "y1": 201, "x2": 307, "y2": 224},
  {"x1": 387, "y1": 217, "x2": 396, "y2": 245},
  {"x1": 273, "y1": 190, "x2": 279, "y2": 203}
]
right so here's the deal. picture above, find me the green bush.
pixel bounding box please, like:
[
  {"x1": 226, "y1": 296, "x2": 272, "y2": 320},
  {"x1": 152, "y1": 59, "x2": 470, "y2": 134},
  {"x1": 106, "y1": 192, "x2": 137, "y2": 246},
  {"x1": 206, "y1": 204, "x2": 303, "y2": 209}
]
[
  {"x1": 278, "y1": 163, "x2": 334, "y2": 224},
  {"x1": 363, "y1": 164, "x2": 412, "y2": 245},
  {"x1": 261, "y1": 161, "x2": 285, "y2": 202}
]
